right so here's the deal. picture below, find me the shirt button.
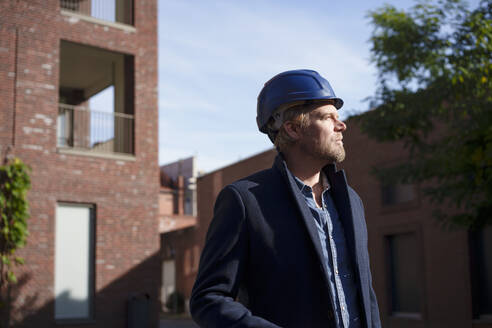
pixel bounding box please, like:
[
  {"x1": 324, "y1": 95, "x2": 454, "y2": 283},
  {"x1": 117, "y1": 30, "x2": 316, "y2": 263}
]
[
  {"x1": 341, "y1": 306, "x2": 345, "y2": 311},
  {"x1": 335, "y1": 269, "x2": 339, "y2": 274}
]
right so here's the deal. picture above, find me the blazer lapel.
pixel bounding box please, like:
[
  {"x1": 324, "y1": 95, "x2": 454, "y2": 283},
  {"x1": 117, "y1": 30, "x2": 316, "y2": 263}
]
[
  {"x1": 324, "y1": 164, "x2": 358, "y2": 266},
  {"x1": 325, "y1": 163, "x2": 371, "y2": 325},
  {"x1": 273, "y1": 155, "x2": 331, "y2": 285}
]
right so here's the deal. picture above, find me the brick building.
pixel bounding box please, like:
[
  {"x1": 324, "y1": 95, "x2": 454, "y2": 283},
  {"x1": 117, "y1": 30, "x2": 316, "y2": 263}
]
[
  {"x1": 158, "y1": 157, "x2": 198, "y2": 313},
  {"x1": 157, "y1": 149, "x2": 278, "y2": 313},
  {"x1": 0, "y1": 1, "x2": 159, "y2": 327},
  {"x1": 178, "y1": 118, "x2": 491, "y2": 327},
  {"x1": 337, "y1": 118, "x2": 492, "y2": 328}
]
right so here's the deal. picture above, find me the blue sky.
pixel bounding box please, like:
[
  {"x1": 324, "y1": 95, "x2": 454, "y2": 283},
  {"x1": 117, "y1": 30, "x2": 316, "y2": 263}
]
[{"x1": 157, "y1": 0, "x2": 478, "y2": 173}]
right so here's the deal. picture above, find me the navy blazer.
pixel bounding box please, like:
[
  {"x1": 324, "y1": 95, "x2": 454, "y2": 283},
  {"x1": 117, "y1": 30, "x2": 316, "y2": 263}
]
[{"x1": 190, "y1": 155, "x2": 381, "y2": 328}]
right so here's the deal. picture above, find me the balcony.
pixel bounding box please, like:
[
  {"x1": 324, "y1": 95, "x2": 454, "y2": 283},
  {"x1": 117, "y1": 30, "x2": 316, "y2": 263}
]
[
  {"x1": 60, "y1": 0, "x2": 134, "y2": 26},
  {"x1": 58, "y1": 41, "x2": 135, "y2": 157},
  {"x1": 58, "y1": 104, "x2": 134, "y2": 155}
]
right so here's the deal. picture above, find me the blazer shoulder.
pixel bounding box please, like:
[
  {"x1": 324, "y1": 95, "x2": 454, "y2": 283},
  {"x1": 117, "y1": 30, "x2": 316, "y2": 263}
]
[{"x1": 228, "y1": 167, "x2": 280, "y2": 192}]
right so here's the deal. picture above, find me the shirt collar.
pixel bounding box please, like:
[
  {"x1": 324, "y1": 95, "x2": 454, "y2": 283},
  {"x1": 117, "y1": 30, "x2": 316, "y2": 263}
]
[{"x1": 290, "y1": 168, "x2": 331, "y2": 194}]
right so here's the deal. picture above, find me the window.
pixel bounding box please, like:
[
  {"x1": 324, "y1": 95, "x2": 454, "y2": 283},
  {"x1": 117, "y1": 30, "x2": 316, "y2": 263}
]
[
  {"x1": 381, "y1": 182, "x2": 415, "y2": 206},
  {"x1": 387, "y1": 232, "x2": 422, "y2": 317},
  {"x1": 58, "y1": 40, "x2": 135, "y2": 155},
  {"x1": 55, "y1": 203, "x2": 95, "y2": 321},
  {"x1": 470, "y1": 225, "x2": 492, "y2": 319}
]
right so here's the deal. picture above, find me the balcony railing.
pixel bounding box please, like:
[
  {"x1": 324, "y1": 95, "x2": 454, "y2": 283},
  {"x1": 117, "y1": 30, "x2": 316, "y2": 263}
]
[
  {"x1": 60, "y1": 0, "x2": 133, "y2": 25},
  {"x1": 58, "y1": 103, "x2": 134, "y2": 155}
]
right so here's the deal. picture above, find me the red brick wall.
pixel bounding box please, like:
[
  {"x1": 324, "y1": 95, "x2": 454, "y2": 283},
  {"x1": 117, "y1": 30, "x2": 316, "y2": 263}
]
[
  {"x1": 0, "y1": 1, "x2": 159, "y2": 327},
  {"x1": 159, "y1": 190, "x2": 174, "y2": 216},
  {"x1": 0, "y1": 24, "x2": 16, "y2": 149}
]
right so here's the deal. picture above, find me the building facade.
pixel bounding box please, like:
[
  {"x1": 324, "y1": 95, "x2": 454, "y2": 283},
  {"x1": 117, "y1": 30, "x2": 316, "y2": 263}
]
[
  {"x1": 158, "y1": 158, "x2": 198, "y2": 313},
  {"x1": 337, "y1": 118, "x2": 492, "y2": 328},
  {"x1": 0, "y1": 1, "x2": 160, "y2": 327}
]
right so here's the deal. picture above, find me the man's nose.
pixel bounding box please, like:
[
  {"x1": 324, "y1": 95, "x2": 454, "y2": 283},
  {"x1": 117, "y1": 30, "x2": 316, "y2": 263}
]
[{"x1": 336, "y1": 119, "x2": 347, "y2": 132}]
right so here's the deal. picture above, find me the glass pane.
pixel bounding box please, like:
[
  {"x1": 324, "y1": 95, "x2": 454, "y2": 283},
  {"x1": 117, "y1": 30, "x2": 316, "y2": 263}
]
[
  {"x1": 382, "y1": 183, "x2": 415, "y2": 206},
  {"x1": 388, "y1": 233, "x2": 420, "y2": 313},
  {"x1": 395, "y1": 184, "x2": 415, "y2": 203},
  {"x1": 381, "y1": 184, "x2": 395, "y2": 205}
]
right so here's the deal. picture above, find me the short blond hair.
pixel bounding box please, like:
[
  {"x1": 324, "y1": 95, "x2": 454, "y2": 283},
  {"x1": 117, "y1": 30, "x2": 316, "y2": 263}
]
[{"x1": 268, "y1": 103, "x2": 312, "y2": 152}]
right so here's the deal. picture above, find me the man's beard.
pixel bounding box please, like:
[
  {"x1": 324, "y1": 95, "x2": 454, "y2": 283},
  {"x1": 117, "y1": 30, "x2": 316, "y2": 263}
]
[{"x1": 300, "y1": 138, "x2": 346, "y2": 163}]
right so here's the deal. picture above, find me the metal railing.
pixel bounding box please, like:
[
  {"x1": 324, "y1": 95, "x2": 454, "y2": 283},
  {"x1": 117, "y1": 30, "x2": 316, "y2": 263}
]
[
  {"x1": 58, "y1": 103, "x2": 134, "y2": 155},
  {"x1": 60, "y1": 0, "x2": 133, "y2": 25}
]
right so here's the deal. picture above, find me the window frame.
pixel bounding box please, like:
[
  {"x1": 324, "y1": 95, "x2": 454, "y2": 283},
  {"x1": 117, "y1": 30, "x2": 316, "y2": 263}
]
[
  {"x1": 372, "y1": 159, "x2": 421, "y2": 215},
  {"x1": 381, "y1": 223, "x2": 427, "y2": 322},
  {"x1": 469, "y1": 226, "x2": 492, "y2": 322}
]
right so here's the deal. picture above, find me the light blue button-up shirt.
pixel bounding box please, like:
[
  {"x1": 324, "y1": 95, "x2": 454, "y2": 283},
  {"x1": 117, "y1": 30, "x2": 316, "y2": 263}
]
[{"x1": 293, "y1": 173, "x2": 362, "y2": 328}]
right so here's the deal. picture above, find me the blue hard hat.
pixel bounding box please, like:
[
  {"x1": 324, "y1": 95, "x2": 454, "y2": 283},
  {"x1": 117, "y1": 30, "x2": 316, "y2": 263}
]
[{"x1": 256, "y1": 69, "x2": 343, "y2": 139}]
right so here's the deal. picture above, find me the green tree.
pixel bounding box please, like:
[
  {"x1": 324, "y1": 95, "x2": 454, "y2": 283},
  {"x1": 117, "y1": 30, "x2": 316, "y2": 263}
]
[
  {"x1": 357, "y1": 0, "x2": 492, "y2": 229},
  {"x1": 0, "y1": 155, "x2": 31, "y2": 327}
]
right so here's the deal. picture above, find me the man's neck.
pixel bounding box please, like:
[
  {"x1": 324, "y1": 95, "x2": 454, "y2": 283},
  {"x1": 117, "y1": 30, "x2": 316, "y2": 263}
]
[
  {"x1": 283, "y1": 149, "x2": 328, "y2": 188},
  {"x1": 283, "y1": 149, "x2": 330, "y2": 208}
]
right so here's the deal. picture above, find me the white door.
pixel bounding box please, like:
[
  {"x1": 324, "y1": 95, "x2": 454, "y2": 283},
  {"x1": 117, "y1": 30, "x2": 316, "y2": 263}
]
[
  {"x1": 55, "y1": 203, "x2": 93, "y2": 319},
  {"x1": 162, "y1": 260, "x2": 176, "y2": 310}
]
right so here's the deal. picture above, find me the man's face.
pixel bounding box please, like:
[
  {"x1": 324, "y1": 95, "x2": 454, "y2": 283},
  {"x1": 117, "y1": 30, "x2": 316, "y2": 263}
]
[{"x1": 297, "y1": 104, "x2": 347, "y2": 163}]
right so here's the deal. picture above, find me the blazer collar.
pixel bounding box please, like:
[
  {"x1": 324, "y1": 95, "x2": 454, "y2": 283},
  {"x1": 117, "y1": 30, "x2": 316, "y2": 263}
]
[{"x1": 323, "y1": 163, "x2": 359, "y2": 267}]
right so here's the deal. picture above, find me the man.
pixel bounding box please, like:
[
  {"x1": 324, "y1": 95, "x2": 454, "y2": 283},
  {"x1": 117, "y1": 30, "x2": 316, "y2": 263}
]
[{"x1": 190, "y1": 70, "x2": 381, "y2": 328}]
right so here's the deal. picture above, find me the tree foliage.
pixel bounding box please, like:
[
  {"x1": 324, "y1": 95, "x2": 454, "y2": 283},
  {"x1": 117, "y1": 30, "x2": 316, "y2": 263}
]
[
  {"x1": 0, "y1": 155, "x2": 31, "y2": 327},
  {"x1": 358, "y1": 0, "x2": 492, "y2": 229}
]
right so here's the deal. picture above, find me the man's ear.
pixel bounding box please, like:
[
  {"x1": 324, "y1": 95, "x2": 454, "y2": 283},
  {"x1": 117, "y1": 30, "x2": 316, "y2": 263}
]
[{"x1": 283, "y1": 121, "x2": 302, "y2": 141}]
